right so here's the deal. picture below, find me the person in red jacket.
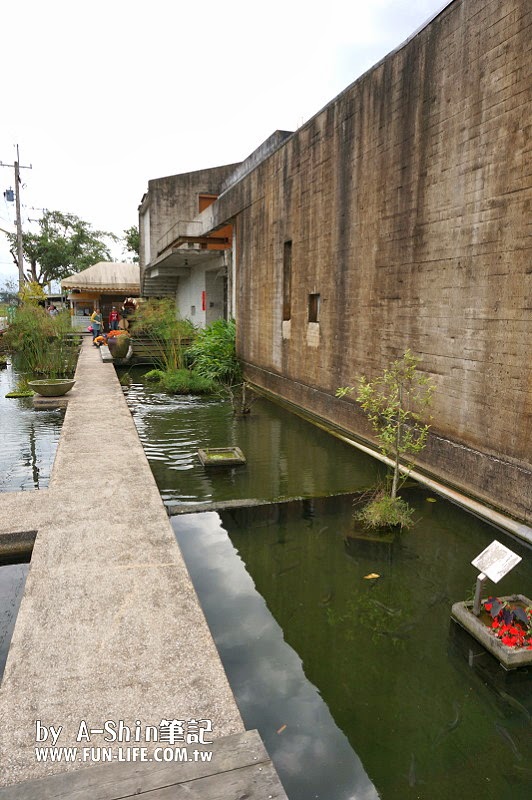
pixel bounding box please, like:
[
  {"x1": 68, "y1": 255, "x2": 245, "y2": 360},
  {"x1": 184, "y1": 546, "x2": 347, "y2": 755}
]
[{"x1": 109, "y1": 306, "x2": 120, "y2": 331}]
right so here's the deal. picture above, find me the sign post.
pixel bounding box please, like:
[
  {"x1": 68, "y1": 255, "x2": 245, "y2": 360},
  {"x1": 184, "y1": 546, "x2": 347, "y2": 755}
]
[{"x1": 470, "y1": 540, "x2": 522, "y2": 616}]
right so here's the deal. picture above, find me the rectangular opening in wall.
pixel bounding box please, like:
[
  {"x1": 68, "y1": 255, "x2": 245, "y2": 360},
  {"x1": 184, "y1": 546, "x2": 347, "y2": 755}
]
[
  {"x1": 308, "y1": 293, "x2": 320, "y2": 323},
  {"x1": 283, "y1": 241, "x2": 292, "y2": 321}
]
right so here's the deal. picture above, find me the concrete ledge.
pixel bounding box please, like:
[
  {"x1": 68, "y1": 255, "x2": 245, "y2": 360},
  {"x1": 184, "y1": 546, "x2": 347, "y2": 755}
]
[
  {"x1": 99, "y1": 344, "x2": 113, "y2": 362},
  {"x1": 0, "y1": 338, "x2": 244, "y2": 787},
  {"x1": 451, "y1": 595, "x2": 532, "y2": 670}
]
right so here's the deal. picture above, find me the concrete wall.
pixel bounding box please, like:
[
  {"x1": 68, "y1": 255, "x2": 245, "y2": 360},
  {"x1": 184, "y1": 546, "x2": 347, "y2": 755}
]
[
  {"x1": 176, "y1": 253, "x2": 227, "y2": 326},
  {"x1": 139, "y1": 164, "x2": 239, "y2": 273},
  {"x1": 208, "y1": 0, "x2": 531, "y2": 522}
]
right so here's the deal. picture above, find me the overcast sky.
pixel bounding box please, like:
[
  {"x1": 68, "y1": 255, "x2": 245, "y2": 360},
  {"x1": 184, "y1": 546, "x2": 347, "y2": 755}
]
[{"x1": 0, "y1": 0, "x2": 450, "y2": 283}]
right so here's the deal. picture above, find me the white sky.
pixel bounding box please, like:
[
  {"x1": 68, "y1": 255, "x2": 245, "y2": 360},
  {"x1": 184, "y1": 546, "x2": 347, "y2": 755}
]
[{"x1": 0, "y1": 0, "x2": 450, "y2": 283}]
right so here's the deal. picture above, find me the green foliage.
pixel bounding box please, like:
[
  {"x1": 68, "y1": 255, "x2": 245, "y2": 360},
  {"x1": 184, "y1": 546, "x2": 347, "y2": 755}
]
[
  {"x1": 145, "y1": 369, "x2": 165, "y2": 383},
  {"x1": 18, "y1": 280, "x2": 47, "y2": 305},
  {"x1": 356, "y1": 491, "x2": 415, "y2": 530},
  {"x1": 186, "y1": 319, "x2": 256, "y2": 414},
  {"x1": 6, "y1": 209, "x2": 116, "y2": 286},
  {"x1": 186, "y1": 318, "x2": 241, "y2": 385},
  {"x1": 3, "y1": 306, "x2": 79, "y2": 377},
  {"x1": 130, "y1": 299, "x2": 195, "y2": 371},
  {"x1": 337, "y1": 349, "x2": 435, "y2": 499},
  {"x1": 122, "y1": 225, "x2": 140, "y2": 262},
  {"x1": 159, "y1": 369, "x2": 216, "y2": 395}
]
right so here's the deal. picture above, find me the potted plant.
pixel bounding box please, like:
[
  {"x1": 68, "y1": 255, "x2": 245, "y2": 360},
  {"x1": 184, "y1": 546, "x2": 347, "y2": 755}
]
[{"x1": 107, "y1": 329, "x2": 131, "y2": 359}]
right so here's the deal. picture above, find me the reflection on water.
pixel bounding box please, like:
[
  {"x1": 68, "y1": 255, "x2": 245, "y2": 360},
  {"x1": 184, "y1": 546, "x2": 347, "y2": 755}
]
[
  {"x1": 0, "y1": 562, "x2": 29, "y2": 680},
  {"x1": 125, "y1": 368, "x2": 531, "y2": 799},
  {"x1": 0, "y1": 364, "x2": 64, "y2": 492},
  {"x1": 173, "y1": 492, "x2": 532, "y2": 800},
  {"x1": 173, "y1": 510, "x2": 379, "y2": 800},
  {"x1": 122, "y1": 369, "x2": 381, "y2": 506}
]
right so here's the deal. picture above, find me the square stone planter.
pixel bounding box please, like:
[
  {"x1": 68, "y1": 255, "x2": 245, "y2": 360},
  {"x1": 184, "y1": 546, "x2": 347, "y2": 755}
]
[
  {"x1": 198, "y1": 447, "x2": 246, "y2": 467},
  {"x1": 451, "y1": 594, "x2": 532, "y2": 670}
]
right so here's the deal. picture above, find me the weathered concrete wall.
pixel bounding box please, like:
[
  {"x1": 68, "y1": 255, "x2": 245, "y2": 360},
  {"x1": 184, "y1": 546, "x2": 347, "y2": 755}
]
[
  {"x1": 210, "y1": 0, "x2": 532, "y2": 522},
  {"x1": 139, "y1": 164, "x2": 239, "y2": 273}
]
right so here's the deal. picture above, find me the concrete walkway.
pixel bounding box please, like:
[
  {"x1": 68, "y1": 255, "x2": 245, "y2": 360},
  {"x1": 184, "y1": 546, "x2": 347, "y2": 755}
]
[{"x1": 0, "y1": 338, "x2": 245, "y2": 786}]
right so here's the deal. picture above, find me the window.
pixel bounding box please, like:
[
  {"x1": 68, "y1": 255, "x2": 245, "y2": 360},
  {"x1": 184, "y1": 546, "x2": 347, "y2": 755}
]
[
  {"x1": 283, "y1": 241, "x2": 292, "y2": 321},
  {"x1": 308, "y1": 293, "x2": 320, "y2": 323}
]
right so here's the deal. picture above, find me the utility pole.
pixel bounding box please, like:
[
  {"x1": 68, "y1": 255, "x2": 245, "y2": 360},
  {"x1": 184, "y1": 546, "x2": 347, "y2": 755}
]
[{"x1": 1, "y1": 145, "x2": 32, "y2": 291}]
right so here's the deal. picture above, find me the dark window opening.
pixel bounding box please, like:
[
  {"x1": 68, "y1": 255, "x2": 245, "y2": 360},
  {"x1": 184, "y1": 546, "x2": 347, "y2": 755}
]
[
  {"x1": 283, "y1": 241, "x2": 292, "y2": 321},
  {"x1": 308, "y1": 293, "x2": 320, "y2": 323}
]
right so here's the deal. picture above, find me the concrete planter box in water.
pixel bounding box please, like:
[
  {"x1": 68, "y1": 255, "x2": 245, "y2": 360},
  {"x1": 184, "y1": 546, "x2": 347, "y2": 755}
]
[
  {"x1": 451, "y1": 594, "x2": 532, "y2": 670},
  {"x1": 198, "y1": 447, "x2": 246, "y2": 467},
  {"x1": 27, "y1": 379, "x2": 76, "y2": 397}
]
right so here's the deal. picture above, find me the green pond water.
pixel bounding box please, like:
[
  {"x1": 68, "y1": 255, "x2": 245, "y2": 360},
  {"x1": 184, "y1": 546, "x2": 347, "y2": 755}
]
[
  {"x1": 0, "y1": 363, "x2": 64, "y2": 492},
  {"x1": 121, "y1": 372, "x2": 382, "y2": 505},
  {"x1": 122, "y1": 371, "x2": 531, "y2": 798}
]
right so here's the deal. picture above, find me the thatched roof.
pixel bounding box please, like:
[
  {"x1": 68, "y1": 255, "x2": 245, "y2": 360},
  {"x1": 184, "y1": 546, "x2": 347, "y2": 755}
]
[{"x1": 62, "y1": 262, "x2": 140, "y2": 293}]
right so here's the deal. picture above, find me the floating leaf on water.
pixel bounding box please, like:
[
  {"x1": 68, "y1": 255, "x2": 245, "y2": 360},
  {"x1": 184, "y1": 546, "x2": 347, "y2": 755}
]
[
  {"x1": 426, "y1": 497, "x2": 437, "y2": 503},
  {"x1": 363, "y1": 573, "x2": 380, "y2": 580},
  {"x1": 277, "y1": 724, "x2": 287, "y2": 734}
]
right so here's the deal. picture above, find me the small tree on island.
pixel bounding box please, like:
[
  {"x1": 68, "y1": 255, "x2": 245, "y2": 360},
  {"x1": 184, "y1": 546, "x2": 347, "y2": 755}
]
[{"x1": 336, "y1": 350, "x2": 435, "y2": 529}]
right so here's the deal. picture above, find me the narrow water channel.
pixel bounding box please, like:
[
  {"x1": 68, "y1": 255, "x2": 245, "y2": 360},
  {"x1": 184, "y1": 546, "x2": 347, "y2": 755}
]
[
  {"x1": 0, "y1": 364, "x2": 64, "y2": 492},
  {"x1": 122, "y1": 370, "x2": 381, "y2": 506},
  {"x1": 123, "y1": 371, "x2": 532, "y2": 799}
]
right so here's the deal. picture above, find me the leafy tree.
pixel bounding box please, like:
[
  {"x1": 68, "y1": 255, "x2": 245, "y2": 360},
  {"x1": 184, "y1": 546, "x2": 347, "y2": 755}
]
[
  {"x1": 337, "y1": 350, "x2": 435, "y2": 528},
  {"x1": 6, "y1": 210, "x2": 117, "y2": 286},
  {"x1": 123, "y1": 225, "x2": 140, "y2": 262}
]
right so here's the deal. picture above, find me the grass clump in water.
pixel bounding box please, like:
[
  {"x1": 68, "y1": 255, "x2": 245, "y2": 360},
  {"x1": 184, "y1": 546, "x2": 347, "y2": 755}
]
[
  {"x1": 356, "y1": 490, "x2": 414, "y2": 531},
  {"x1": 155, "y1": 368, "x2": 216, "y2": 395},
  {"x1": 145, "y1": 369, "x2": 165, "y2": 383}
]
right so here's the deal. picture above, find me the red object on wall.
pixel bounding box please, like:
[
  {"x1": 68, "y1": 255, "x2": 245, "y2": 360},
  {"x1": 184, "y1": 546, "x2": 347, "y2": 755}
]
[{"x1": 201, "y1": 291, "x2": 206, "y2": 311}]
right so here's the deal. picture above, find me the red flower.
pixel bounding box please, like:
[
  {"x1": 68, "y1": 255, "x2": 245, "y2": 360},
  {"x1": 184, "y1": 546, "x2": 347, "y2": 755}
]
[{"x1": 485, "y1": 603, "x2": 492, "y2": 611}]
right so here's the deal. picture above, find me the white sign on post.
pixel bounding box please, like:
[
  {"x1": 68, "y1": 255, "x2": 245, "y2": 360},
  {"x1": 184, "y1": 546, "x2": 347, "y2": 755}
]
[{"x1": 471, "y1": 540, "x2": 522, "y2": 584}]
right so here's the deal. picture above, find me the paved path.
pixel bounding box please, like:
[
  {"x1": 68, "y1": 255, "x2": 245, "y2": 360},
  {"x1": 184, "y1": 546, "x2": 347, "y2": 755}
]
[
  {"x1": 0, "y1": 338, "x2": 246, "y2": 787},
  {"x1": 0, "y1": 730, "x2": 288, "y2": 799}
]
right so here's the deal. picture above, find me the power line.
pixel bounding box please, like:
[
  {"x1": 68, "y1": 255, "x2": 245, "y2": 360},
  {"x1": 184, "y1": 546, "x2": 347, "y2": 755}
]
[{"x1": 0, "y1": 145, "x2": 32, "y2": 290}]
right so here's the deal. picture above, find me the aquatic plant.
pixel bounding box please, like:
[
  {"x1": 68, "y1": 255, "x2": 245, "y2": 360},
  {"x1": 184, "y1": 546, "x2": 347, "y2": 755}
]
[
  {"x1": 186, "y1": 319, "x2": 256, "y2": 414},
  {"x1": 159, "y1": 368, "x2": 216, "y2": 395},
  {"x1": 129, "y1": 298, "x2": 194, "y2": 371},
  {"x1": 3, "y1": 305, "x2": 79, "y2": 377},
  {"x1": 145, "y1": 369, "x2": 165, "y2": 382}
]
